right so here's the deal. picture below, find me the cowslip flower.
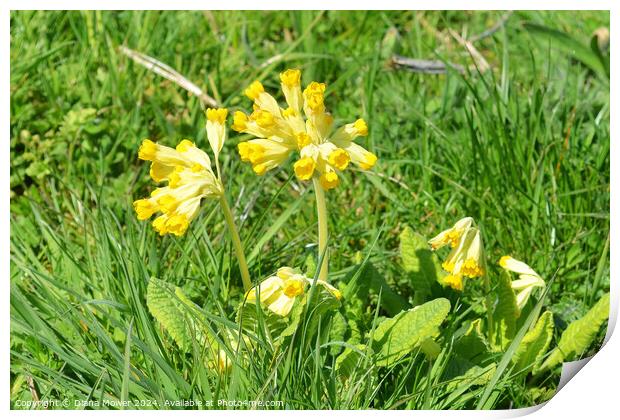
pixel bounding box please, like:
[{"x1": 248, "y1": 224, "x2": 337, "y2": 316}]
[
  {"x1": 205, "y1": 108, "x2": 228, "y2": 162},
  {"x1": 499, "y1": 256, "x2": 545, "y2": 310},
  {"x1": 244, "y1": 267, "x2": 342, "y2": 317},
  {"x1": 233, "y1": 69, "x2": 377, "y2": 190},
  {"x1": 428, "y1": 217, "x2": 474, "y2": 250},
  {"x1": 429, "y1": 217, "x2": 485, "y2": 291},
  {"x1": 133, "y1": 108, "x2": 229, "y2": 236}
]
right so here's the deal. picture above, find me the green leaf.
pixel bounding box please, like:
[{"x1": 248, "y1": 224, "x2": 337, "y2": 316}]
[
  {"x1": 445, "y1": 363, "x2": 496, "y2": 393},
  {"x1": 454, "y1": 319, "x2": 490, "y2": 365},
  {"x1": 399, "y1": 227, "x2": 445, "y2": 304},
  {"x1": 146, "y1": 278, "x2": 208, "y2": 352},
  {"x1": 336, "y1": 343, "x2": 371, "y2": 378},
  {"x1": 590, "y1": 33, "x2": 610, "y2": 79},
  {"x1": 492, "y1": 271, "x2": 519, "y2": 349},
  {"x1": 304, "y1": 253, "x2": 317, "y2": 279},
  {"x1": 512, "y1": 311, "x2": 554, "y2": 375},
  {"x1": 342, "y1": 262, "x2": 408, "y2": 317},
  {"x1": 328, "y1": 311, "x2": 349, "y2": 356},
  {"x1": 236, "y1": 297, "x2": 295, "y2": 344},
  {"x1": 367, "y1": 263, "x2": 409, "y2": 316},
  {"x1": 444, "y1": 320, "x2": 492, "y2": 382},
  {"x1": 300, "y1": 288, "x2": 342, "y2": 349},
  {"x1": 120, "y1": 319, "x2": 133, "y2": 408},
  {"x1": 370, "y1": 298, "x2": 451, "y2": 367},
  {"x1": 523, "y1": 22, "x2": 608, "y2": 80},
  {"x1": 419, "y1": 338, "x2": 441, "y2": 360},
  {"x1": 540, "y1": 293, "x2": 609, "y2": 371}
]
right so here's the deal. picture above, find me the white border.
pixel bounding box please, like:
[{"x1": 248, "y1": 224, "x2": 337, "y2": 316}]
[{"x1": 4, "y1": 1, "x2": 617, "y2": 418}]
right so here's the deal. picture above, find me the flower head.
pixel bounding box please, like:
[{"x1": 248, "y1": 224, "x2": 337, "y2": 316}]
[
  {"x1": 134, "y1": 138, "x2": 223, "y2": 236},
  {"x1": 234, "y1": 69, "x2": 377, "y2": 190},
  {"x1": 245, "y1": 267, "x2": 341, "y2": 316},
  {"x1": 499, "y1": 256, "x2": 545, "y2": 310},
  {"x1": 430, "y1": 217, "x2": 485, "y2": 291},
  {"x1": 205, "y1": 107, "x2": 228, "y2": 161},
  {"x1": 428, "y1": 217, "x2": 474, "y2": 250}
]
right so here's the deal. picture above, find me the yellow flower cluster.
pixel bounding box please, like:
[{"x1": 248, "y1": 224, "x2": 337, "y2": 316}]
[
  {"x1": 245, "y1": 267, "x2": 341, "y2": 316},
  {"x1": 133, "y1": 108, "x2": 229, "y2": 236},
  {"x1": 499, "y1": 256, "x2": 546, "y2": 310},
  {"x1": 233, "y1": 69, "x2": 377, "y2": 190},
  {"x1": 429, "y1": 217, "x2": 486, "y2": 291}
]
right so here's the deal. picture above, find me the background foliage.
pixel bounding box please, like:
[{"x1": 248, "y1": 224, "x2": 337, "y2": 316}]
[{"x1": 10, "y1": 10, "x2": 610, "y2": 409}]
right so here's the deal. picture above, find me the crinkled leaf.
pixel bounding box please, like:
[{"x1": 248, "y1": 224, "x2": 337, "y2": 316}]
[
  {"x1": 236, "y1": 297, "x2": 296, "y2": 345},
  {"x1": 513, "y1": 311, "x2": 554, "y2": 375},
  {"x1": 454, "y1": 318, "x2": 491, "y2": 365},
  {"x1": 492, "y1": 271, "x2": 519, "y2": 349},
  {"x1": 329, "y1": 311, "x2": 349, "y2": 356},
  {"x1": 446, "y1": 363, "x2": 497, "y2": 393},
  {"x1": 540, "y1": 293, "x2": 609, "y2": 371},
  {"x1": 336, "y1": 343, "x2": 371, "y2": 378},
  {"x1": 147, "y1": 278, "x2": 208, "y2": 352},
  {"x1": 371, "y1": 298, "x2": 451, "y2": 367}
]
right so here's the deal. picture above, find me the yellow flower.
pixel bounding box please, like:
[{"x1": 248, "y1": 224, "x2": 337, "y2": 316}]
[
  {"x1": 441, "y1": 228, "x2": 486, "y2": 278},
  {"x1": 430, "y1": 217, "x2": 486, "y2": 291},
  {"x1": 133, "y1": 139, "x2": 223, "y2": 236},
  {"x1": 428, "y1": 217, "x2": 474, "y2": 250},
  {"x1": 207, "y1": 349, "x2": 232, "y2": 374},
  {"x1": 205, "y1": 108, "x2": 228, "y2": 160},
  {"x1": 233, "y1": 69, "x2": 377, "y2": 189},
  {"x1": 499, "y1": 256, "x2": 545, "y2": 310},
  {"x1": 443, "y1": 274, "x2": 464, "y2": 291},
  {"x1": 245, "y1": 266, "x2": 341, "y2": 316}
]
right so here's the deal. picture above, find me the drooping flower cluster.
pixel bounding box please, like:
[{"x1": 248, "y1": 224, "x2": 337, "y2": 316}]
[
  {"x1": 245, "y1": 267, "x2": 342, "y2": 317},
  {"x1": 499, "y1": 256, "x2": 546, "y2": 310},
  {"x1": 233, "y1": 69, "x2": 377, "y2": 190},
  {"x1": 133, "y1": 108, "x2": 229, "y2": 236},
  {"x1": 429, "y1": 217, "x2": 486, "y2": 291}
]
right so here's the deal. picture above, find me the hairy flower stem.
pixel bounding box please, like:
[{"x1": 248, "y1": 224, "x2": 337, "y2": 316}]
[
  {"x1": 219, "y1": 196, "x2": 252, "y2": 292},
  {"x1": 312, "y1": 177, "x2": 329, "y2": 282}
]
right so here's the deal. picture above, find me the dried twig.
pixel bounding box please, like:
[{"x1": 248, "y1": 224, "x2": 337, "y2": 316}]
[
  {"x1": 390, "y1": 55, "x2": 464, "y2": 74},
  {"x1": 27, "y1": 375, "x2": 39, "y2": 403},
  {"x1": 119, "y1": 45, "x2": 218, "y2": 108},
  {"x1": 468, "y1": 11, "x2": 513, "y2": 43},
  {"x1": 449, "y1": 29, "x2": 490, "y2": 73}
]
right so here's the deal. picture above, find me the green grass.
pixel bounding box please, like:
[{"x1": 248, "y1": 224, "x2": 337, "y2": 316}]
[{"x1": 10, "y1": 10, "x2": 610, "y2": 409}]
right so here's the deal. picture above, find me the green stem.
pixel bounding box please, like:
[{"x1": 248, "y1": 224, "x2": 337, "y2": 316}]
[
  {"x1": 484, "y1": 273, "x2": 494, "y2": 343},
  {"x1": 219, "y1": 196, "x2": 252, "y2": 292},
  {"x1": 312, "y1": 177, "x2": 329, "y2": 282}
]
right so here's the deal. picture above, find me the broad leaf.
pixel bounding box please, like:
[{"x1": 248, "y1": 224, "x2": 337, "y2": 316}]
[
  {"x1": 512, "y1": 311, "x2": 554, "y2": 375},
  {"x1": 328, "y1": 311, "x2": 349, "y2": 356},
  {"x1": 336, "y1": 343, "x2": 371, "y2": 378},
  {"x1": 492, "y1": 271, "x2": 519, "y2": 349},
  {"x1": 454, "y1": 318, "x2": 490, "y2": 365},
  {"x1": 147, "y1": 278, "x2": 208, "y2": 352},
  {"x1": 342, "y1": 262, "x2": 408, "y2": 317},
  {"x1": 540, "y1": 293, "x2": 609, "y2": 371},
  {"x1": 370, "y1": 298, "x2": 451, "y2": 366},
  {"x1": 446, "y1": 363, "x2": 496, "y2": 393}
]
